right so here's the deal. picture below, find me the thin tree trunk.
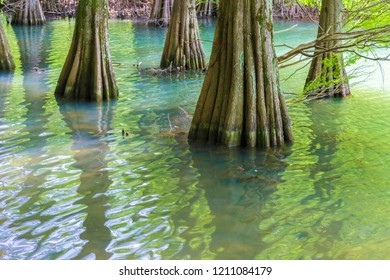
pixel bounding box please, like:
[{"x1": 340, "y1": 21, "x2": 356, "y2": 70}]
[
  {"x1": 196, "y1": 0, "x2": 217, "y2": 17},
  {"x1": 189, "y1": 0, "x2": 293, "y2": 148},
  {"x1": 148, "y1": 0, "x2": 174, "y2": 27},
  {"x1": 160, "y1": 0, "x2": 206, "y2": 70},
  {"x1": 0, "y1": 20, "x2": 15, "y2": 71},
  {"x1": 304, "y1": 0, "x2": 350, "y2": 97},
  {"x1": 12, "y1": 0, "x2": 46, "y2": 25},
  {"x1": 55, "y1": 0, "x2": 118, "y2": 102}
]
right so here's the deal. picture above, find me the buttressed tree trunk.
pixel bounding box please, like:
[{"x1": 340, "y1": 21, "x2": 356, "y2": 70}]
[
  {"x1": 160, "y1": 0, "x2": 206, "y2": 70},
  {"x1": 189, "y1": 0, "x2": 293, "y2": 148},
  {"x1": 55, "y1": 0, "x2": 118, "y2": 102},
  {"x1": 12, "y1": 0, "x2": 46, "y2": 25},
  {"x1": 304, "y1": 0, "x2": 350, "y2": 97},
  {"x1": 0, "y1": 20, "x2": 15, "y2": 71},
  {"x1": 149, "y1": 0, "x2": 174, "y2": 27}
]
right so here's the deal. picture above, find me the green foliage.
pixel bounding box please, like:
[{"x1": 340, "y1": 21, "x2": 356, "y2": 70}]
[
  {"x1": 343, "y1": 0, "x2": 390, "y2": 30},
  {"x1": 304, "y1": 54, "x2": 349, "y2": 95},
  {"x1": 296, "y1": 0, "x2": 321, "y2": 8}
]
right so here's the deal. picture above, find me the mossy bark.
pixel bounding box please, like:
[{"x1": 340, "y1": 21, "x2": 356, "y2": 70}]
[
  {"x1": 11, "y1": 0, "x2": 46, "y2": 25},
  {"x1": 148, "y1": 0, "x2": 174, "y2": 27},
  {"x1": 55, "y1": 0, "x2": 118, "y2": 102},
  {"x1": 160, "y1": 0, "x2": 206, "y2": 70},
  {"x1": 304, "y1": 0, "x2": 350, "y2": 97},
  {"x1": 0, "y1": 20, "x2": 15, "y2": 71},
  {"x1": 189, "y1": 0, "x2": 293, "y2": 148}
]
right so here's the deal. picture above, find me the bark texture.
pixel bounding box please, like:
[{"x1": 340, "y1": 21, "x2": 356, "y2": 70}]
[
  {"x1": 304, "y1": 0, "x2": 350, "y2": 97},
  {"x1": 11, "y1": 0, "x2": 46, "y2": 25},
  {"x1": 0, "y1": 20, "x2": 15, "y2": 71},
  {"x1": 160, "y1": 0, "x2": 206, "y2": 70},
  {"x1": 148, "y1": 0, "x2": 174, "y2": 27},
  {"x1": 55, "y1": 0, "x2": 118, "y2": 102},
  {"x1": 189, "y1": 0, "x2": 293, "y2": 148}
]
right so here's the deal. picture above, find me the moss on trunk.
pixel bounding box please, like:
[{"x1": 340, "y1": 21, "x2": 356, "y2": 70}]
[
  {"x1": 304, "y1": 0, "x2": 350, "y2": 97},
  {"x1": 0, "y1": 20, "x2": 15, "y2": 71},
  {"x1": 160, "y1": 0, "x2": 206, "y2": 70},
  {"x1": 12, "y1": 0, "x2": 46, "y2": 25},
  {"x1": 55, "y1": 0, "x2": 118, "y2": 102},
  {"x1": 189, "y1": 0, "x2": 293, "y2": 148}
]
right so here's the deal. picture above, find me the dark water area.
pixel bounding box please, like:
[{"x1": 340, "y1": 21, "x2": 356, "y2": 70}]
[{"x1": 0, "y1": 19, "x2": 390, "y2": 260}]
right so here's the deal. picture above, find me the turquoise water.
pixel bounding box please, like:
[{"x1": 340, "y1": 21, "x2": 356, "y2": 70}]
[{"x1": 0, "y1": 19, "x2": 390, "y2": 260}]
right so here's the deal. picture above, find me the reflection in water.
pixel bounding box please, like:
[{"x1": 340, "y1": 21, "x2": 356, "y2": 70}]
[
  {"x1": 59, "y1": 101, "x2": 115, "y2": 259},
  {"x1": 1, "y1": 20, "x2": 390, "y2": 260},
  {"x1": 190, "y1": 145, "x2": 290, "y2": 259},
  {"x1": 15, "y1": 24, "x2": 50, "y2": 205},
  {"x1": 0, "y1": 73, "x2": 14, "y2": 121},
  {"x1": 0, "y1": 26, "x2": 54, "y2": 259},
  {"x1": 303, "y1": 101, "x2": 346, "y2": 257}
]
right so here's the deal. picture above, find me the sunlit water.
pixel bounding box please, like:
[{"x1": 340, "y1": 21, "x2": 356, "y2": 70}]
[{"x1": 1, "y1": 19, "x2": 390, "y2": 260}]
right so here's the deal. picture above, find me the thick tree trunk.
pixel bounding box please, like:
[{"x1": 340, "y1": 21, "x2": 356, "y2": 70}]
[
  {"x1": 55, "y1": 0, "x2": 118, "y2": 102},
  {"x1": 304, "y1": 0, "x2": 350, "y2": 97},
  {"x1": 148, "y1": 0, "x2": 173, "y2": 27},
  {"x1": 12, "y1": 0, "x2": 46, "y2": 25},
  {"x1": 0, "y1": 20, "x2": 15, "y2": 71},
  {"x1": 160, "y1": 0, "x2": 206, "y2": 70},
  {"x1": 189, "y1": 0, "x2": 293, "y2": 148}
]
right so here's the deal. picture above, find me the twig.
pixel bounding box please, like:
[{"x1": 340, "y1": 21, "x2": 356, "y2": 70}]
[
  {"x1": 178, "y1": 106, "x2": 189, "y2": 118},
  {"x1": 274, "y1": 24, "x2": 298, "y2": 34},
  {"x1": 167, "y1": 114, "x2": 173, "y2": 132}
]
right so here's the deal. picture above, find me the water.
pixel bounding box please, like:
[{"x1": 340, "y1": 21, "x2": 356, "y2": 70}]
[{"x1": 1, "y1": 19, "x2": 390, "y2": 260}]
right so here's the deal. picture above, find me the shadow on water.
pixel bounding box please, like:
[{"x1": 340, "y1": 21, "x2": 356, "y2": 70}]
[
  {"x1": 58, "y1": 101, "x2": 115, "y2": 260},
  {"x1": 189, "y1": 144, "x2": 291, "y2": 259}
]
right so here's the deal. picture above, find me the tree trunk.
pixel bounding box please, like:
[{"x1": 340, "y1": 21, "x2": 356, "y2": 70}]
[
  {"x1": 55, "y1": 0, "x2": 118, "y2": 102},
  {"x1": 148, "y1": 0, "x2": 173, "y2": 27},
  {"x1": 0, "y1": 20, "x2": 15, "y2": 71},
  {"x1": 304, "y1": 0, "x2": 350, "y2": 97},
  {"x1": 189, "y1": 0, "x2": 293, "y2": 148},
  {"x1": 160, "y1": 0, "x2": 206, "y2": 70},
  {"x1": 196, "y1": 0, "x2": 217, "y2": 17},
  {"x1": 12, "y1": 0, "x2": 46, "y2": 25}
]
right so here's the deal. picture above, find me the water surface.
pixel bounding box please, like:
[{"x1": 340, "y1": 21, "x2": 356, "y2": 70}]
[{"x1": 0, "y1": 19, "x2": 390, "y2": 260}]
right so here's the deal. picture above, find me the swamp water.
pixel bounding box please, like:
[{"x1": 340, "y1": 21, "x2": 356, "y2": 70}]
[{"x1": 0, "y1": 19, "x2": 390, "y2": 260}]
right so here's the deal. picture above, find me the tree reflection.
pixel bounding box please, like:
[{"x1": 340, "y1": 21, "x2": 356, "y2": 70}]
[
  {"x1": 190, "y1": 145, "x2": 290, "y2": 259},
  {"x1": 0, "y1": 73, "x2": 14, "y2": 120},
  {"x1": 59, "y1": 101, "x2": 115, "y2": 259},
  {"x1": 299, "y1": 100, "x2": 348, "y2": 258}
]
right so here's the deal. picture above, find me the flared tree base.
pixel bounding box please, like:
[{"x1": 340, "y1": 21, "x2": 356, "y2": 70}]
[
  {"x1": 55, "y1": 0, "x2": 118, "y2": 102},
  {"x1": 189, "y1": 0, "x2": 293, "y2": 148},
  {"x1": 11, "y1": 0, "x2": 46, "y2": 26}
]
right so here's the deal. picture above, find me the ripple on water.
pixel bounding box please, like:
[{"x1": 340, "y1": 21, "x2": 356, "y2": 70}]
[{"x1": 1, "y1": 20, "x2": 390, "y2": 260}]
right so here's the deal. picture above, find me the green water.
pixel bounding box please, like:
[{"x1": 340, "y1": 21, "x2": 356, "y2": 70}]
[{"x1": 0, "y1": 19, "x2": 390, "y2": 260}]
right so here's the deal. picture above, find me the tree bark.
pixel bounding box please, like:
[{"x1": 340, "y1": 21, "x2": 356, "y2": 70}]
[
  {"x1": 160, "y1": 0, "x2": 206, "y2": 70},
  {"x1": 148, "y1": 0, "x2": 174, "y2": 27},
  {"x1": 11, "y1": 0, "x2": 46, "y2": 25},
  {"x1": 0, "y1": 20, "x2": 15, "y2": 71},
  {"x1": 304, "y1": 0, "x2": 350, "y2": 97},
  {"x1": 189, "y1": 0, "x2": 293, "y2": 148},
  {"x1": 55, "y1": 0, "x2": 118, "y2": 102}
]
